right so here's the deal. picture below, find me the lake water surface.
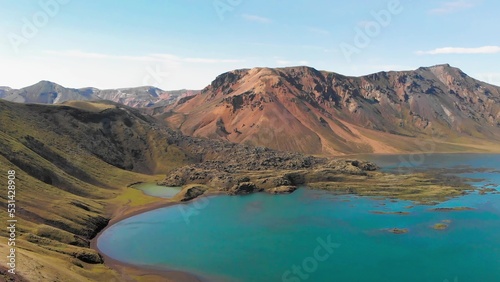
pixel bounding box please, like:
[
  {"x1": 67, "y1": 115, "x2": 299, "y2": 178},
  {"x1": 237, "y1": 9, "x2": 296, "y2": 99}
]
[{"x1": 98, "y1": 154, "x2": 500, "y2": 282}]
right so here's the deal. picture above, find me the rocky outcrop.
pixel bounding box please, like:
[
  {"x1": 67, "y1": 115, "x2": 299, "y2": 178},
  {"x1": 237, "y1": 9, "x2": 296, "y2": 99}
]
[
  {"x1": 161, "y1": 151, "x2": 379, "y2": 197},
  {"x1": 324, "y1": 159, "x2": 378, "y2": 175},
  {"x1": 229, "y1": 182, "x2": 262, "y2": 195},
  {"x1": 74, "y1": 250, "x2": 103, "y2": 264},
  {"x1": 350, "y1": 160, "x2": 378, "y2": 171},
  {"x1": 177, "y1": 185, "x2": 207, "y2": 202}
]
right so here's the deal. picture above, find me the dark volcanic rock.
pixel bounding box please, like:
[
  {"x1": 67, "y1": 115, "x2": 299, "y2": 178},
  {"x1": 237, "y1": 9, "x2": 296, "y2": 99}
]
[
  {"x1": 74, "y1": 250, "x2": 103, "y2": 264},
  {"x1": 284, "y1": 172, "x2": 307, "y2": 185},
  {"x1": 178, "y1": 185, "x2": 207, "y2": 201},
  {"x1": 229, "y1": 182, "x2": 262, "y2": 195},
  {"x1": 161, "y1": 141, "x2": 379, "y2": 200},
  {"x1": 351, "y1": 160, "x2": 378, "y2": 171}
]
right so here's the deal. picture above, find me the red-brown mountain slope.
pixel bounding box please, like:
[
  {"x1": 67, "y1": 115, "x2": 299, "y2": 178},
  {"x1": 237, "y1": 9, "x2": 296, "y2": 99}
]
[{"x1": 160, "y1": 64, "x2": 500, "y2": 155}]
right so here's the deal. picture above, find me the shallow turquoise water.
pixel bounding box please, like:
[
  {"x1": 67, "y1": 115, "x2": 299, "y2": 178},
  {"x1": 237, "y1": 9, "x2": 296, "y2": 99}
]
[
  {"x1": 131, "y1": 182, "x2": 181, "y2": 198},
  {"x1": 98, "y1": 154, "x2": 500, "y2": 282}
]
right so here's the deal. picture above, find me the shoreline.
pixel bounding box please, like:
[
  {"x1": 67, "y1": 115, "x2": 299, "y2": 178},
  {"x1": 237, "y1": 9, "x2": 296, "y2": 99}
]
[
  {"x1": 90, "y1": 152, "x2": 498, "y2": 281},
  {"x1": 91, "y1": 191, "x2": 225, "y2": 282}
]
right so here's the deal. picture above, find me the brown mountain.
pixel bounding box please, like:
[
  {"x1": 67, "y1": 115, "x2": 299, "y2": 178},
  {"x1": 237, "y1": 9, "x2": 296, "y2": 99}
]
[{"x1": 160, "y1": 64, "x2": 500, "y2": 155}]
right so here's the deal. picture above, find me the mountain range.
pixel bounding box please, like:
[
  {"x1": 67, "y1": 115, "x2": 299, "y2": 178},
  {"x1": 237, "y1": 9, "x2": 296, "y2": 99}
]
[
  {"x1": 2, "y1": 64, "x2": 500, "y2": 155},
  {"x1": 158, "y1": 64, "x2": 500, "y2": 155},
  {"x1": 0, "y1": 81, "x2": 199, "y2": 108}
]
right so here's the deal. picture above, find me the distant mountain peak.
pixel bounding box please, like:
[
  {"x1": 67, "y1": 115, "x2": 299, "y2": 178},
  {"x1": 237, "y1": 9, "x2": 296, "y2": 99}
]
[
  {"x1": 419, "y1": 63, "x2": 457, "y2": 72},
  {"x1": 429, "y1": 63, "x2": 452, "y2": 68},
  {"x1": 34, "y1": 80, "x2": 60, "y2": 86},
  {"x1": 25, "y1": 80, "x2": 66, "y2": 91}
]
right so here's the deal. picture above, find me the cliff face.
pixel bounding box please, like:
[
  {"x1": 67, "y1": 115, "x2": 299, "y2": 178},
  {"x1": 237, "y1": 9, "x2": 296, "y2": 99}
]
[{"x1": 162, "y1": 65, "x2": 500, "y2": 155}]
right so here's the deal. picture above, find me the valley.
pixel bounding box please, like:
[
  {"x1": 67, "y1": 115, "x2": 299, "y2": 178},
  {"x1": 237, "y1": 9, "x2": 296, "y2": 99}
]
[{"x1": 1, "y1": 65, "x2": 499, "y2": 281}]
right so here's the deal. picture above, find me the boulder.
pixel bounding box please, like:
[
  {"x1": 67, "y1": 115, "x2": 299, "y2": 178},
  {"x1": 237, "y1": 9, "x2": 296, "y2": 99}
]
[
  {"x1": 74, "y1": 250, "x2": 103, "y2": 264},
  {"x1": 267, "y1": 185, "x2": 297, "y2": 194},
  {"x1": 229, "y1": 182, "x2": 261, "y2": 195},
  {"x1": 178, "y1": 185, "x2": 206, "y2": 201}
]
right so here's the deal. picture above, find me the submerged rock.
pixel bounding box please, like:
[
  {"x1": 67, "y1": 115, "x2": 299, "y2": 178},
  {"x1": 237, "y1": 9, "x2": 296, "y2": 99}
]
[
  {"x1": 386, "y1": 228, "x2": 409, "y2": 234},
  {"x1": 432, "y1": 223, "x2": 449, "y2": 230},
  {"x1": 370, "y1": 211, "x2": 410, "y2": 215},
  {"x1": 430, "y1": 207, "x2": 474, "y2": 212},
  {"x1": 432, "y1": 219, "x2": 451, "y2": 230}
]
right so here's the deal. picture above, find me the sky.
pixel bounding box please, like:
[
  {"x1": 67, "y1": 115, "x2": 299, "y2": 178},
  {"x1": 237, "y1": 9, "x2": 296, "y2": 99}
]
[{"x1": 1, "y1": 0, "x2": 499, "y2": 90}]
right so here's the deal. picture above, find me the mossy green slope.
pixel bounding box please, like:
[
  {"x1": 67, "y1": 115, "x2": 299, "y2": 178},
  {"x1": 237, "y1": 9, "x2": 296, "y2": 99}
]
[{"x1": 0, "y1": 100, "x2": 193, "y2": 281}]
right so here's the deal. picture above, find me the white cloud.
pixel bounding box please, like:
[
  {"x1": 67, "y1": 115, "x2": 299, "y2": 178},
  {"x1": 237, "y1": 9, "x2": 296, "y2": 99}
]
[
  {"x1": 1, "y1": 50, "x2": 247, "y2": 90},
  {"x1": 429, "y1": 0, "x2": 475, "y2": 14},
  {"x1": 475, "y1": 73, "x2": 500, "y2": 86},
  {"x1": 45, "y1": 50, "x2": 244, "y2": 64},
  {"x1": 242, "y1": 14, "x2": 272, "y2": 24},
  {"x1": 416, "y1": 46, "x2": 500, "y2": 55}
]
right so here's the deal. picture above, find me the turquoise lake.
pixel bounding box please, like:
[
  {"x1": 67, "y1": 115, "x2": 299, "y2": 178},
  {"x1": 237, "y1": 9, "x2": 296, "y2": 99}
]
[{"x1": 98, "y1": 154, "x2": 500, "y2": 282}]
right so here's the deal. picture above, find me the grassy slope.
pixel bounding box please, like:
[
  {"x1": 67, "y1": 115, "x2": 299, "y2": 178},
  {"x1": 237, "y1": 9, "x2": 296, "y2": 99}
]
[{"x1": 0, "y1": 100, "x2": 189, "y2": 281}]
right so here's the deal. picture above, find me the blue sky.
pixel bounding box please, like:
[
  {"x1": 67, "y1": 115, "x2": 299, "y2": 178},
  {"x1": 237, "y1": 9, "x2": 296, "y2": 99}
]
[{"x1": 1, "y1": 0, "x2": 499, "y2": 90}]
